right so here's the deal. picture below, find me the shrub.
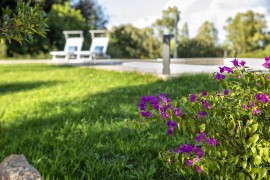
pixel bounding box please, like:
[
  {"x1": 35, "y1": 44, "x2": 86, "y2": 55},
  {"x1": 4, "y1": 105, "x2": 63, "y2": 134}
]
[{"x1": 139, "y1": 57, "x2": 270, "y2": 179}]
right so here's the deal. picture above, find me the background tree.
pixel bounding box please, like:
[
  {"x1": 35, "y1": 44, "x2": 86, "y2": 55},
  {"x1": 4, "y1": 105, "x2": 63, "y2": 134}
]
[
  {"x1": 72, "y1": 0, "x2": 108, "y2": 30},
  {"x1": 108, "y1": 25, "x2": 147, "y2": 58},
  {"x1": 1, "y1": 0, "x2": 107, "y2": 58},
  {"x1": 179, "y1": 22, "x2": 189, "y2": 42},
  {"x1": 0, "y1": 0, "x2": 47, "y2": 44},
  {"x1": 152, "y1": 6, "x2": 179, "y2": 41},
  {"x1": 224, "y1": 10, "x2": 267, "y2": 54},
  {"x1": 195, "y1": 21, "x2": 218, "y2": 46}
]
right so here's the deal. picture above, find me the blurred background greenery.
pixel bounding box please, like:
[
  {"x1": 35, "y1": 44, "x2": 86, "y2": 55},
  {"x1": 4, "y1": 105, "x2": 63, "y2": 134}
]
[{"x1": 0, "y1": 0, "x2": 270, "y2": 59}]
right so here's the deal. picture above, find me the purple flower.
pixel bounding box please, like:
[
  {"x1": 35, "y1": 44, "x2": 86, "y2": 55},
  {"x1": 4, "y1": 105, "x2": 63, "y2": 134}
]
[
  {"x1": 158, "y1": 93, "x2": 166, "y2": 100},
  {"x1": 186, "y1": 159, "x2": 193, "y2": 166},
  {"x1": 193, "y1": 145, "x2": 203, "y2": 158},
  {"x1": 175, "y1": 107, "x2": 182, "y2": 117},
  {"x1": 219, "y1": 66, "x2": 225, "y2": 73},
  {"x1": 214, "y1": 72, "x2": 226, "y2": 80},
  {"x1": 266, "y1": 75, "x2": 270, "y2": 80},
  {"x1": 196, "y1": 166, "x2": 202, "y2": 173},
  {"x1": 159, "y1": 93, "x2": 171, "y2": 104},
  {"x1": 255, "y1": 93, "x2": 268, "y2": 104},
  {"x1": 224, "y1": 89, "x2": 229, "y2": 95},
  {"x1": 167, "y1": 127, "x2": 175, "y2": 135},
  {"x1": 195, "y1": 132, "x2": 206, "y2": 142},
  {"x1": 201, "y1": 100, "x2": 211, "y2": 109},
  {"x1": 166, "y1": 120, "x2": 178, "y2": 135},
  {"x1": 231, "y1": 58, "x2": 239, "y2": 67},
  {"x1": 239, "y1": 60, "x2": 246, "y2": 67},
  {"x1": 263, "y1": 56, "x2": 270, "y2": 69},
  {"x1": 177, "y1": 144, "x2": 193, "y2": 153},
  {"x1": 148, "y1": 95, "x2": 159, "y2": 110},
  {"x1": 202, "y1": 91, "x2": 207, "y2": 96},
  {"x1": 198, "y1": 111, "x2": 206, "y2": 118},
  {"x1": 166, "y1": 120, "x2": 178, "y2": 127},
  {"x1": 138, "y1": 96, "x2": 147, "y2": 110},
  {"x1": 190, "y1": 94, "x2": 197, "y2": 103},
  {"x1": 219, "y1": 66, "x2": 233, "y2": 73},
  {"x1": 250, "y1": 101, "x2": 255, "y2": 108},
  {"x1": 205, "y1": 138, "x2": 219, "y2": 146},
  {"x1": 159, "y1": 106, "x2": 169, "y2": 119},
  {"x1": 225, "y1": 66, "x2": 233, "y2": 73},
  {"x1": 140, "y1": 111, "x2": 152, "y2": 117},
  {"x1": 242, "y1": 104, "x2": 248, "y2": 110},
  {"x1": 193, "y1": 157, "x2": 201, "y2": 162},
  {"x1": 253, "y1": 108, "x2": 261, "y2": 115}
]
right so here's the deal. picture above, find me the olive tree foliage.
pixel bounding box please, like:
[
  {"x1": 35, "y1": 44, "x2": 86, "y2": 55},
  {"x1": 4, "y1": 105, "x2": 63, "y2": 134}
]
[
  {"x1": 72, "y1": 0, "x2": 108, "y2": 30},
  {"x1": 195, "y1": 21, "x2": 218, "y2": 46},
  {"x1": 224, "y1": 10, "x2": 267, "y2": 54},
  {"x1": 152, "y1": 6, "x2": 179, "y2": 41},
  {"x1": 0, "y1": 0, "x2": 48, "y2": 45}
]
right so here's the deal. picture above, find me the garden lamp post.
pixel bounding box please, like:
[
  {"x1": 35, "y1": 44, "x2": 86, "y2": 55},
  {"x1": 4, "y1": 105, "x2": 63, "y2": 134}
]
[{"x1": 163, "y1": 33, "x2": 174, "y2": 75}]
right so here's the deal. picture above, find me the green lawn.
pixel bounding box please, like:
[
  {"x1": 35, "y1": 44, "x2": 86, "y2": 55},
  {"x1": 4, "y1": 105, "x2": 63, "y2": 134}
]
[{"x1": 0, "y1": 64, "x2": 219, "y2": 179}]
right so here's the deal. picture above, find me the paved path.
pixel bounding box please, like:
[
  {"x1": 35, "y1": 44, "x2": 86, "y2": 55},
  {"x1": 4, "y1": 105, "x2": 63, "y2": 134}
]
[{"x1": 0, "y1": 59, "x2": 223, "y2": 78}]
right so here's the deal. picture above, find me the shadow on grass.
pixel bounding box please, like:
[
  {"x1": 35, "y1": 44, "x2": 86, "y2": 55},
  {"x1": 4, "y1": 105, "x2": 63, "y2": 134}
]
[
  {"x1": 0, "y1": 81, "x2": 61, "y2": 95},
  {"x1": 0, "y1": 74, "x2": 219, "y2": 179}
]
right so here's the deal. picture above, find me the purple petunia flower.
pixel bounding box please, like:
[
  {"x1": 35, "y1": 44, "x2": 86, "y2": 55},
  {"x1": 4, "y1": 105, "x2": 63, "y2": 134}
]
[
  {"x1": 196, "y1": 166, "x2": 202, "y2": 173},
  {"x1": 224, "y1": 89, "x2": 229, "y2": 95},
  {"x1": 186, "y1": 159, "x2": 193, "y2": 166},
  {"x1": 195, "y1": 132, "x2": 206, "y2": 142},
  {"x1": 167, "y1": 127, "x2": 175, "y2": 135},
  {"x1": 159, "y1": 106, "x2": 169, "y2": 119},
  {"x1": 193, "y1": 157, "x2": 201, "y2": 162},
  {"x1": 175, "y1": 107, "x2": 182, "y2": 117},
  {"x1": 219, "y1": 66, "x2": 225, "y2": 73},
  {"x1": 202, "y1": 91, "x2": 207, "y2": 96},
  {"x1": 219, "y1": 66, "x2": 233, "y2": 73},
  {"x1": 214, "y1": 72, "x2": 226, "y2": 80},
  {"x1": 231, "y1": 58, "x2": 239, "y2": 67},
  {"x1": 253, "y1": 108, "x2": 261, "y2": 115},
  {"x1": 177, "y1": 144, "x2": 193, "y2": 154},
  {"x1": 205, "y1": 138, "x2": 219, "y2": 146},
  {"x1": 198, "y1": 111, "x2": 206, "y2": 118},
  {"x1": 266, "y1": 75, "x2": 270, "y2": 80},
  {"x1": 263, "y1": 56, "x2": 270, "y2": 69},
  {"x1": 242, "y1": 104, "x2": 248, "y2": 110},
  {"x1": 250, "y1": 101, "x2": 255, "y2": 108},
  {"x1": 159, "y1": 93, "x2": 171, "y2": 104},
  {"x1": 255, "y1": 93, "x2": 268, "y2": 104},
  {"x1": 166, "y1": 120, "x2": 178, "y2": 135},
  {"x1": 201, "y1": 100, "x2": 211, "y2": 109},
  {"x1": 138, "y1": 96, "x2": 147, "y2": 110},
  {"x1": 190, "y1": 94, "x2": 197, "y2": 103},
  {"x1": 239, "y1": 60, "x2": 246, "y2": 67},
  {"x1": 140, "y1": 111, "x2": 152, "y2": 117},
  {"x1": 193, "y1": 145, "x2": 203, "y2": 158},
  {"x1": 166, "y1": 120, "x2": 178, "y2": 127}
]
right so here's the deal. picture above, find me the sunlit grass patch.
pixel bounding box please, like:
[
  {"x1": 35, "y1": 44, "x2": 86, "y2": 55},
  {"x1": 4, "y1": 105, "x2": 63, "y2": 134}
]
[{"x1": 0, "y1": 64, "x2": 219, "y2": 179}]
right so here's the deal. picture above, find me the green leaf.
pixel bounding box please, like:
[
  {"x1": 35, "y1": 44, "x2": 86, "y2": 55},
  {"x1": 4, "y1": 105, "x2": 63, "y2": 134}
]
[
  {"x1": 247, "y1": 134, "x2": 259, "y2": 147},
  {"x1": 199, "y1": 124, "x2": 205, "y2": 131},
  {"x1": 249, "y1": 123, "x2": 259, "y2": 134},
  {"x1": 228, "y1": 120, "x2": 235, "y2": 131},
  {"x1": 241, "y1": 161, "x2": 247, "y2": 169},
  {"x1": 254, "y1": 155, "x2": 262, "y2": 165},
  {"x1": 222, "y1": 150, "x2": 227, "y2": 157}
]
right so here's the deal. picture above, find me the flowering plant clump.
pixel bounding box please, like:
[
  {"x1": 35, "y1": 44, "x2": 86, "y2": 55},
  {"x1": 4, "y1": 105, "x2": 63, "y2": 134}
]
[{"x1": 138, "y1": 57, "x2": 270, "y2": 179}]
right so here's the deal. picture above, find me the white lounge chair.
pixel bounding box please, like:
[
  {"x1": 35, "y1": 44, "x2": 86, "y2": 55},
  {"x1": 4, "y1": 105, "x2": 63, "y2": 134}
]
[
  {"x1": 73, "y1": 30, "x2": 110, "y2": 61},
  {"x1": 50, "y1": 31, "x2": 84, "y2": 61}
]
